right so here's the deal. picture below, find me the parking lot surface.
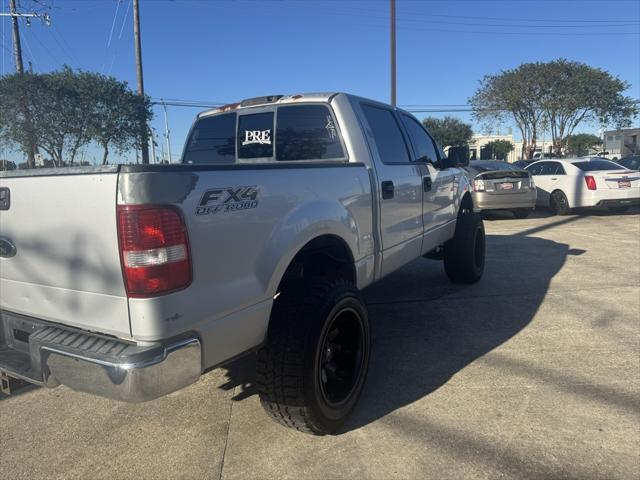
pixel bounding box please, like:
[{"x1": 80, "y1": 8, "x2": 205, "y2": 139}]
[{"x1": 1, "y1": 209, "x2": 639, "y2": 480}]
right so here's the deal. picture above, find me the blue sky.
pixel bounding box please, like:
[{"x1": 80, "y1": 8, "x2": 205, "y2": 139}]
[{"x1": 1, "y1": 0, "x2": 639, "y2": 163}]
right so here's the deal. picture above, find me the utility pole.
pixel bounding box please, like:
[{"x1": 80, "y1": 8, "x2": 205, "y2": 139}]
[
  {"x1": 390, "y1": 0, "x2": 396, "y2": 106},
  {"x1": 9, "y1": 0, "x2": 24, "y2": 74},
  {"x1": 4, "y1": 0, "x2": 50, "y2": 168},
  {"x1": 162, "y1": 101, "x2": 172, "y2": 163},
  {"x1": 133, "y1": 0, "x2": 149, "y2": 164}
]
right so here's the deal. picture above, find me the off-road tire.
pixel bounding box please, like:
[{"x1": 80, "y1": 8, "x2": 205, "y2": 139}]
[
  {"x1": 550, "y1": 190, "x2": 572, "y2": 216},
  {"x1": 444, "y1": 211, "x2": 485, "y2": 284},
  {"x1": 513, "y1": 209, "x2": 531, "y2": 219},
  {"x1": 256, "y1": 278, "x2": 371, "y2": 435}
]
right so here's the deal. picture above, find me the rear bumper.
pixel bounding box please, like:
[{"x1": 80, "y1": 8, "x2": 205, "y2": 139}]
[
  {"x1": 0, "y1": 310, "x2": 201, "y2": 402},
  {"x1": 473, "y1": 190, "x2": 537, "y2": 211},
  {"x1": 596, "y1": 198, "x2": 640, "y2": 208}
]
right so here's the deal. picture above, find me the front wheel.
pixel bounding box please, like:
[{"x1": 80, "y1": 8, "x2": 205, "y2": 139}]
[
  {"x1": 444, "y1": 211, "x2": 485, "y2": 284},
  {"x1": 256, "y1": 278, "x2": 371, "y2": 435},
  {"x1": 550, "y1": 190, "x2": 572, "y2": 216}
]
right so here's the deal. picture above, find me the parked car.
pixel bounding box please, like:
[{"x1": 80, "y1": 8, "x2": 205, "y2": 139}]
[
  {"x1": 466, "y1": 160, "x2": 536, "y2": 218},
  {"x1": 512, "y1": 159, "x2": 534, "y2": 169},
  {"x1": 619, "y1": 155, "x2": 640, "y2": 172},
  {"x1": 0, "y1": 93, "x2": 485, "y2": 435},
  {"x1": 525, "y1": 157, "x2": 640, "y2": 215}
]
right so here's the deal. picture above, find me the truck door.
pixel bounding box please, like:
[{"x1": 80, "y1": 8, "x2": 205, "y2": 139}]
[
  {"x1": 359, "y1": 103, "x2": 423, "y2": 277},
  {"x1": 398, "y1": 113, "x2": 456, "y2": 253}
]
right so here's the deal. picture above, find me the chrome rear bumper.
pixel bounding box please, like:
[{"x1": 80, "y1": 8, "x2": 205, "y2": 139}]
[{"x1": 0, "y1": 311, "x2": 201, "y2": 402}]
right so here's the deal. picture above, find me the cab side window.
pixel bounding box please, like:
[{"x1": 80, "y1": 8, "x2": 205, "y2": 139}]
[
  {"x1": 400, "y1": 114, "x2": 439, "y2": 164},
  {"x1": 361, "y1": 104, "x2": 411, "y2": 164}
]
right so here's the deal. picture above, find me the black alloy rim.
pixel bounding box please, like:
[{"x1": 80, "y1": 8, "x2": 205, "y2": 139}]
[{"x1": 318, "y1": 307, "x2": 366, "y2": 407}]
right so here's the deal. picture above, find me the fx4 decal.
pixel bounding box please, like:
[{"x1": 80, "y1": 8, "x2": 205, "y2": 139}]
[{"x1": 196, "y1": 186, "x2": 259, "y2": 216}]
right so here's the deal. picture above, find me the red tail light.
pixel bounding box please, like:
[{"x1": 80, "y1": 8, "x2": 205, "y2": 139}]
[
  {"x1": 584, "y1": 175, "x2": 597, "y2": 191},
  {"x1": 117, "y1": 205, "x2": 191, "y2": 297}
]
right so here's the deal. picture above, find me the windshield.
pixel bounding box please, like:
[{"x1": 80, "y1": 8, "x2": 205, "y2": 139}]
[{"x1": 572, "y1": 159, "x2": 625, "y2": 171}]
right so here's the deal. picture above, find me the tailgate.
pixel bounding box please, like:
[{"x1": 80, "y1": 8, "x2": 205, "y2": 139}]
[{"x1": 0, "y1": 171, "x2": 130, "y2": 338}]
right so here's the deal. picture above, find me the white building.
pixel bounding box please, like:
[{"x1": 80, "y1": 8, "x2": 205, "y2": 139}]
[{"x1": 467, "y1": 134, "x2": 555, "y2": 163}]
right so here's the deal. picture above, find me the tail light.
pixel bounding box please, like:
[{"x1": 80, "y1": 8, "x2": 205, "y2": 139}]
[
  {"x1": 584, "y1": 175, "x2": 597, "y2": 191},
  {"x1": 473, "y1": 179, "x2": 485, "y2": 192},
  {"x1": 117, "y1": 205, "x2": 192, "y2": 297}
]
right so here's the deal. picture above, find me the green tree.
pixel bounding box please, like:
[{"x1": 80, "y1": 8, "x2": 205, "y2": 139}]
[
  {"x1": 470, "y1": 63, "x2": 546, "y2": 159},
  {"x1": 537, "y1": 59, "x2": 637, "y2": 155},
  {"x1": 0, "y1": 68, "x2": 152, "y2": 167},
  {"x1": 564, "y1": 133, "x2": 602, "y2": 157},
  {"x1": 84, "y1": 73, "x2": 152, "y2": 164},
  {"x1": 470, "y1": 60, "x2": 637, "y2": 159},
  {"x1": 485, "y1": 139, "x2": 514, "y2": 160},
  {"x1": 422, "y1": 116, "x2": 473, "y2": 148}
]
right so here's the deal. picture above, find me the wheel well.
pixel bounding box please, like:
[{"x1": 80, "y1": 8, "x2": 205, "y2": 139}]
[{"x1": 279, "y1": 235, "x2": 356, "y2": 289}]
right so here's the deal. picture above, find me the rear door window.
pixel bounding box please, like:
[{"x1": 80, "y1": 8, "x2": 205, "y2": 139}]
[
  {"x1": 238, "y1": 112, "x2": 274, "y2": 159},
  {"x1": 276, "y1": 105, "x2": 345, "y2": 161},
  {"x1": 183, "y1": 113, "x2": 236, "y2": 164},
  {"x1": 361, "y1": 104, "x2": 411, "y2": 164}
]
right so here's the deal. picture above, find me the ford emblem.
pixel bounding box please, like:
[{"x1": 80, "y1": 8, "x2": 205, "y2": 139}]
[{"x1": 0, "y1": 237, "x2": 17, "y2": 258}]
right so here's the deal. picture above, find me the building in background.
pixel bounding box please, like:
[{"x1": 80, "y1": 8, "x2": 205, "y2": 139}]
[
  {"x1": 467, "y1": 134, "x2": 555, "y2": 163},
  {"x1": 603, "y1": 128, "x2": 639, "y2": 159}
]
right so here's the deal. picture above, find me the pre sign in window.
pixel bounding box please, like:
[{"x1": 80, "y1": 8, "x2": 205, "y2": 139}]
[{"x1": 238, "y1": 112, "x2": 274, "y2": 159}]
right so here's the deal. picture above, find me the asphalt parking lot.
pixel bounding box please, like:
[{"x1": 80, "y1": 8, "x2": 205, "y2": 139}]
[{"x1": 1, "y1": 208, "x2": 639, "y2": 480}]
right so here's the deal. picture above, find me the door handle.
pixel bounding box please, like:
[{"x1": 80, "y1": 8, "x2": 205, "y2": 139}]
[
  {"x1": 423, "y1": 176, "x2": 432, "y2": 192},
  {"x1": 551, "y1": 177, "x2": 557, "y2": 180},
  {"x1": 381, "y1": 180, "x2": 394, "y2": 199}
]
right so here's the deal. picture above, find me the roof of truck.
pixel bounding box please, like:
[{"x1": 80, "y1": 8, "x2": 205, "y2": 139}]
[{"x1": 197, "y1": 92, "x2": 343, "y2": 118}]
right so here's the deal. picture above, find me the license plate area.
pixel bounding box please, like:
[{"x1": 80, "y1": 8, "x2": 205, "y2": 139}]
[
  {"x1": 497, "y1": 182, "x2": 515, "y2": 190},
  {"x1": 618, "y1": 180, "x2": 631, "y2": 188}
]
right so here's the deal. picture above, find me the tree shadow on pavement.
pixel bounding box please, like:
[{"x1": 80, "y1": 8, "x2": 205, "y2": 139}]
[{"x1": 217, "y1": 232, "x2": 572, "y2": 431}]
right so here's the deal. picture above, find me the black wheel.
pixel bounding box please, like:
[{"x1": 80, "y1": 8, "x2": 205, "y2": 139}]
[
  {"x1": 550, "y1": 190, "x2": 572, "y2": 216},
  {"x1": 607, "y1": 206, "x2": 629, "y2": 213},
  {"x1": 513, "y1": 209, "x2": 531, "y2": 219},
  {"x1": 444, "y1": 211, "x2": 485, "y2": 284},
  {"x1": 256, "y1": 278, "x2": 371, "y2": 435}
]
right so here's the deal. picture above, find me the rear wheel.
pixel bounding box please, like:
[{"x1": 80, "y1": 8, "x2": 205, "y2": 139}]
[
  {"x1": 444, "y1": 211, "x2": 485, "y2": 284},
  {"x1": 513, "y1": 209, "x2": 531, "y2": 219},
  {"x1": 256, "y1": 278, "x2": 370, "y2": 435},
  {"x1": 550, "y1": 190, "x2": 572, "y2": 216}
]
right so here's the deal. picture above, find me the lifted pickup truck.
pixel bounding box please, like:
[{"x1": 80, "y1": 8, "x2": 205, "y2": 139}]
[{"x1": 0, "y1": 93, "x2": 484, "y2": 434}]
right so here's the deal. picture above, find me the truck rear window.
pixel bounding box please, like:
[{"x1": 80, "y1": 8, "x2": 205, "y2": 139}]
[
  {"x1": 183, "y1": 113, "x2": 236, "y2": 164},
  {"x1": 276, "y1": 105, "x2": 344, "y2": 161},
  {"x1": 238, "y1": 112, "x2": 274, "y2": 159},
  {"x1": 183, "y1": 104, "x2": 344, "y2": 164}
]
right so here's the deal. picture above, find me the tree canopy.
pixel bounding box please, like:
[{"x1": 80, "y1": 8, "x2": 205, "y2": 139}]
[
  {"x1": 422, "y1": 116, "x2": 473, "y2": 148},
  {"x1": 484, "y1": 139, "x2": 514, "y2": 160},
  {"x1": 563, "y1": 133, "x2": 602, "y2": 157},
  {"x1": 469, "y1": 59, "x2": 637, "y2": 159},
  {"x1": 0, "y1": 68, "x2": 153, "y2": 166}
]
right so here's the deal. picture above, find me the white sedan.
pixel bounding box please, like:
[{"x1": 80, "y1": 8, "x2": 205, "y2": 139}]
[{"x1": 525, "y1": 157, "x2": 640, "y2": 215}]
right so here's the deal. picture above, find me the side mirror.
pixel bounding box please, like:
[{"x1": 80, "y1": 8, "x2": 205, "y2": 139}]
[{"x1": 444, "y1": 146, "x2": 469, "y2": 168}]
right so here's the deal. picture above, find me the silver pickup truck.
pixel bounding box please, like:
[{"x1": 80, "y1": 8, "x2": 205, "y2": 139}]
[{"x1": 0, "y1": 93, "x2": 484, "y2": 434}]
